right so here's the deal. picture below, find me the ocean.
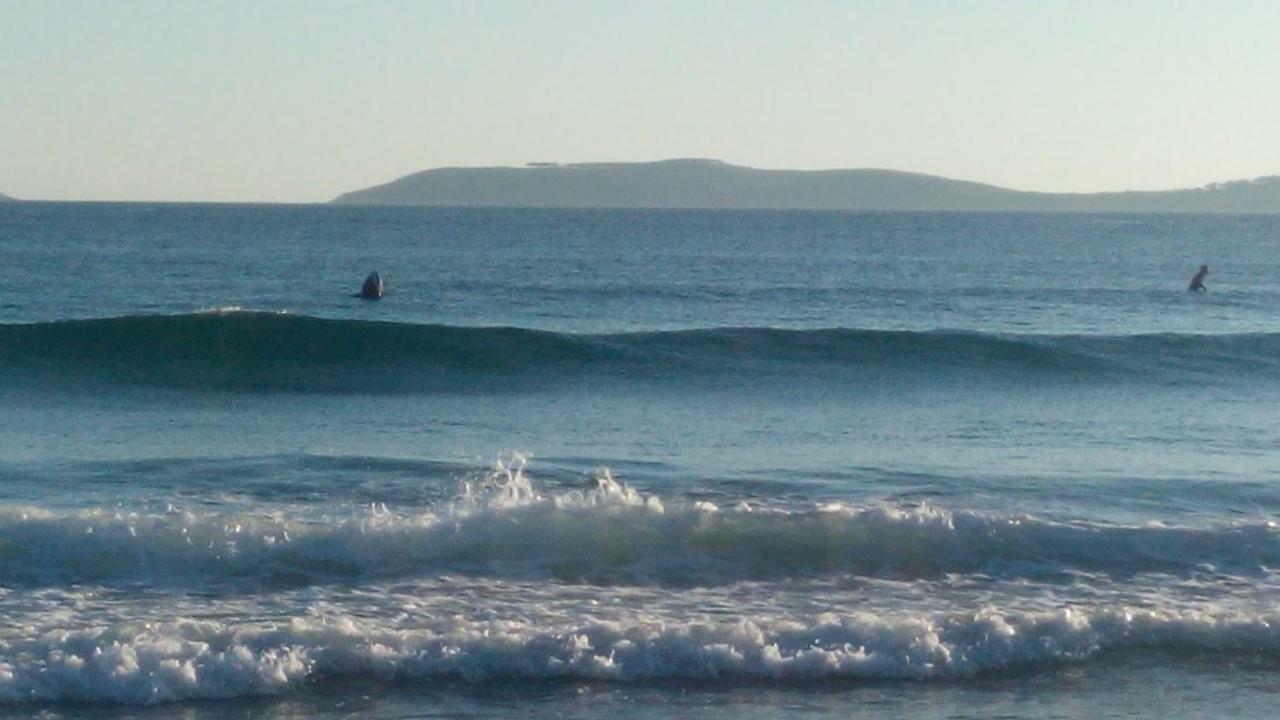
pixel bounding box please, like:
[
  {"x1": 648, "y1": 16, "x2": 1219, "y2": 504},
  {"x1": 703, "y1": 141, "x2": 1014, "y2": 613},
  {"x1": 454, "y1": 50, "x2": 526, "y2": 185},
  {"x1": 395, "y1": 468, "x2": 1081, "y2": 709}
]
[{"x1": 1, "y1": 203, "x2": 1278, "y2": 718}]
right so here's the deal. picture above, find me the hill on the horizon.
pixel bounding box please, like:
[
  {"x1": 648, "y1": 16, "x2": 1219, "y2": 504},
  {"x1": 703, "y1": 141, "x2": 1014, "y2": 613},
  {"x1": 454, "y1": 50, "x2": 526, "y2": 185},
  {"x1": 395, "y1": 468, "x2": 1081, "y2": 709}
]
[
  {"x1": 332, "y1": 159, "x2": 1280, "y2": 213},
  {"x1": 0, "y1": 192, "x2": 16, "y2": 202}
]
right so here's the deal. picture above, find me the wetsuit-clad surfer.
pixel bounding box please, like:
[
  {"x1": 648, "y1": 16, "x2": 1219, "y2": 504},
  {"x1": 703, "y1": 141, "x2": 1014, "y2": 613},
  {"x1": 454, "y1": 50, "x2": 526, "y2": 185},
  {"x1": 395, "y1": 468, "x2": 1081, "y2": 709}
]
[
  {"x1": 1189, "y1": 264, "x2": 1208, "y2": 292},
  {"x1": 359, "y1": 272, "x2": 384, "y2": 300}
]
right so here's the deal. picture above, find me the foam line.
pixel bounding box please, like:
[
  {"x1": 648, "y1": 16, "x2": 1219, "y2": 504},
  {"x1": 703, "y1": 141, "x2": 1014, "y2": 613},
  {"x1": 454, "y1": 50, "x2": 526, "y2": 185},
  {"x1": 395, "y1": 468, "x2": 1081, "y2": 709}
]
[{"x1": 1, "y1": 464, "x2": 1276, "y2": 588}]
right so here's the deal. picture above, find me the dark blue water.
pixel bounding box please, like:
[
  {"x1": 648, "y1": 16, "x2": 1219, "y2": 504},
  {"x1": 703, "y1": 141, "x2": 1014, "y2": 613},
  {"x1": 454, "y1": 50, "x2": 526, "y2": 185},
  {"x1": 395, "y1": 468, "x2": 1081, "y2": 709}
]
[{"x1": 1, "y1": 203, "x2": 1279, "y2": 717}]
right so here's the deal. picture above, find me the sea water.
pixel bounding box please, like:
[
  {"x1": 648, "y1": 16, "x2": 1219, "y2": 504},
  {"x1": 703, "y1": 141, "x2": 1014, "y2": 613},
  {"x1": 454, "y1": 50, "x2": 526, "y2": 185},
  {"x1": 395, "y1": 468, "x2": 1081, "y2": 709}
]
[{"x1": 0, "y1": 204, "x2": 1278, "y2": 718}]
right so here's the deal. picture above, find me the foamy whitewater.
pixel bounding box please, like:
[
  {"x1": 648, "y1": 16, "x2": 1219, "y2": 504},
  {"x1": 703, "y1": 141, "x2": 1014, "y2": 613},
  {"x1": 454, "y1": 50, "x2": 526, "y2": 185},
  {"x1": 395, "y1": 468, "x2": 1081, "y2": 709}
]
[{"x1": 1, "y1": 205, "x2": 1278, "y2": 718}]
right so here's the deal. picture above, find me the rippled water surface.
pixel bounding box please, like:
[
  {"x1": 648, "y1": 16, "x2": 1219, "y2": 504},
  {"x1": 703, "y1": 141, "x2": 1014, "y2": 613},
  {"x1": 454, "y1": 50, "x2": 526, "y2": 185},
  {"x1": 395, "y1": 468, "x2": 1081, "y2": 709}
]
[{"x1": 1, "y1": 204, "x2": 1278, "y2": 717}]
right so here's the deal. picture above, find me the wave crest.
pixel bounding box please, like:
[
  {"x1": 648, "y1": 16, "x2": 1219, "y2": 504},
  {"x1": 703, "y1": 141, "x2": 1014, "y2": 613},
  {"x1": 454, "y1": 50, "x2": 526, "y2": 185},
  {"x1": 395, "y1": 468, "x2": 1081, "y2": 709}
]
[
  {"x1": 3, "y1": 607, "x2": 1280, "y2": 704},
  {"x1": 3, "y1": 312, "x2": 1278, "y2": 392},
  {"x1": 1, "y1": 463, "x2": 1276, "y2": 589}
]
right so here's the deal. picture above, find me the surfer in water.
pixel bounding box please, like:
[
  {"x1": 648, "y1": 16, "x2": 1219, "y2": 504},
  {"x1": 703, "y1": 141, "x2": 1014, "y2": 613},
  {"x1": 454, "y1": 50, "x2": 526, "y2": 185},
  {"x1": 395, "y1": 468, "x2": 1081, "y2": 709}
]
[
  {"x1": 1188, "y1": 264, "x2": 1208, "y2": 292},
  {"x1": 359, "y1": 271, "x2": 384, "y2": 300}
]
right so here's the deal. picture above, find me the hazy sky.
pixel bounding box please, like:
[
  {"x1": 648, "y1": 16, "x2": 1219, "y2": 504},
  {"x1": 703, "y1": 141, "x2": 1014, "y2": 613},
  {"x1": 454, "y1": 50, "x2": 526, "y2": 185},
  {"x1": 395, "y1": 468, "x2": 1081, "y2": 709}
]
[{"x1": 3, "y1": 0, "x2": 1279, "y2": 202}]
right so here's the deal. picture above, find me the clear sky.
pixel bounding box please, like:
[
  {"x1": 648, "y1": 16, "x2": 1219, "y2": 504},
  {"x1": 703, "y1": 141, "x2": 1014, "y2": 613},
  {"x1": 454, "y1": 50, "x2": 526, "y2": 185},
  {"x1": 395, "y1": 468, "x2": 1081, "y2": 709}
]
[{"x1": 3, "y1": 0, "x2": 1279, "y2": 202}]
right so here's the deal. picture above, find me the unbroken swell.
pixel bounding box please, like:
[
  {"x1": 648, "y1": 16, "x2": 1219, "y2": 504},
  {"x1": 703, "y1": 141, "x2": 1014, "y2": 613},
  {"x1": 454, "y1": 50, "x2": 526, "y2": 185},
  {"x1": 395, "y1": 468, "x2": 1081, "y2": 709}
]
[{"x1": 1, "y1": 311, "x2": 1277, "y2": 392}]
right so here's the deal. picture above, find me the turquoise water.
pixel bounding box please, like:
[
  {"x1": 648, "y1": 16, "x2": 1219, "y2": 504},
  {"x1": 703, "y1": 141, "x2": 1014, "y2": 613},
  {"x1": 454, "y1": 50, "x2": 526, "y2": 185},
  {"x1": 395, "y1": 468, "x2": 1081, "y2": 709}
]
[{"x1": 1, "y1": 204, "x2": 1279, "y2": 717}]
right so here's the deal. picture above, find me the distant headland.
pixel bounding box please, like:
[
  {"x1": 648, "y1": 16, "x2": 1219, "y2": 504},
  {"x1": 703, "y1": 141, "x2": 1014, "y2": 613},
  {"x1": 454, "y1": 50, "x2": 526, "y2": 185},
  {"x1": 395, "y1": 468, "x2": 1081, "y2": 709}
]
[
  {"x1": 332, "y1": 159, "x2": 1280, "y2": 213},
  {"x1": 0, "y1": 192, "x2": 16, "y2": 202}
]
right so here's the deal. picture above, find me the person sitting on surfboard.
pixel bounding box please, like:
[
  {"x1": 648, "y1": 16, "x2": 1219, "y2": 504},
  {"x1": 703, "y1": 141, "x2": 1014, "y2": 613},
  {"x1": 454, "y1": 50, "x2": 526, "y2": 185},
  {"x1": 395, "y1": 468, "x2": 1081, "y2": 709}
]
[
  {"x1": 1189, "y1": 264, "x2": 1208, "y2": 292},
  {"x1": 359, "y1": 271, "x2": 384, "y2": 300}
]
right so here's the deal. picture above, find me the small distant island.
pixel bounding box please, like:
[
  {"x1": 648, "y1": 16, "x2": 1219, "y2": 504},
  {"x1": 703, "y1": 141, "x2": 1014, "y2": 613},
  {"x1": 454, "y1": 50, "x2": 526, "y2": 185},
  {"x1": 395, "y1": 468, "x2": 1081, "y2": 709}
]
[{"x1": 332, "y1": 159, "x2": 1280, "y2": 213}]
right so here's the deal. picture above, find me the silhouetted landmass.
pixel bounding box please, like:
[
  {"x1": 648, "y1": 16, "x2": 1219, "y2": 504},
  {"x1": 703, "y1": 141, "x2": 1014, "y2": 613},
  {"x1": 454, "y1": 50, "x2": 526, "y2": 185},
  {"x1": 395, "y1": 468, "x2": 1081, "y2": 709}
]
[
  {"x1": 332, "y1": 159, "x2": 1280, "y2": 213},
  {"x1": 0, "y1": 192, "x2": 16, "y2": 202}
]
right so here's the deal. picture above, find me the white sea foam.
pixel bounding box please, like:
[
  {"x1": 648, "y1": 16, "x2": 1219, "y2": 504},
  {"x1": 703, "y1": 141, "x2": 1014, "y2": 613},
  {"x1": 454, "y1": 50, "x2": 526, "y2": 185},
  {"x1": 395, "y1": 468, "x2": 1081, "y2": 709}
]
[
  {"x1": 0, "y1": 461, "x2": 1277, "y2": 588},
  {"x1": 2, "y1": 607, "x2": 1279, "y2": 704}
]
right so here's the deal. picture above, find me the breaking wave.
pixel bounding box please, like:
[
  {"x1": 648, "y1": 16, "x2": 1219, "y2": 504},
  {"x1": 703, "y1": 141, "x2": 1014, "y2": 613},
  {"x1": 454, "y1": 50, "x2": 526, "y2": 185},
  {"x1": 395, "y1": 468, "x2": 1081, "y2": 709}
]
[
  {"x1": 3, "y1": 607, "x2": 1280, "y2": 704},
  {"x1": 2, "y1": 461, "x2": 1276, "y2": 589}
]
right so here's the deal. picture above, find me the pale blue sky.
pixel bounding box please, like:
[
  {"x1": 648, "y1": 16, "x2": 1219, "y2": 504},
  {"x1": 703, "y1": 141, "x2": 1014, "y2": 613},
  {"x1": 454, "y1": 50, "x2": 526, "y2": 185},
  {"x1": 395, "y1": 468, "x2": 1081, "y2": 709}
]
[{"x1": 3, "y1": 0, "x2": 1278, "y2": 202}]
